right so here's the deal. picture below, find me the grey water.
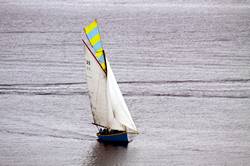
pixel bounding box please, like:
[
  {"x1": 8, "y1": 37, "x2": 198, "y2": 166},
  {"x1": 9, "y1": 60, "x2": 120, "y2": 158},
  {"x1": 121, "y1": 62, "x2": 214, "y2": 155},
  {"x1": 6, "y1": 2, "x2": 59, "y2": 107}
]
[{"x1": 0, "y1": 0, "x2": 250, "y2": 165}]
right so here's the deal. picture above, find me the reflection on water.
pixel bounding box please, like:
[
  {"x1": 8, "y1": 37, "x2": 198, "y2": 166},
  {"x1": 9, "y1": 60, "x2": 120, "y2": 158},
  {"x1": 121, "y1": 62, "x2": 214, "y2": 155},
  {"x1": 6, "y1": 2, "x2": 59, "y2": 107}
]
[{"x1": 84, "y1": 141, "x2": 128, "y2": 166}]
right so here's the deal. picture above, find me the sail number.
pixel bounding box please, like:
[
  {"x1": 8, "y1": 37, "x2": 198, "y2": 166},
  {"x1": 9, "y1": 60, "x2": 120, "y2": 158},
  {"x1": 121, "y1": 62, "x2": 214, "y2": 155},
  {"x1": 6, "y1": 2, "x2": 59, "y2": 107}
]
[{"x1": 86, "y1": 60, "x2": 91, "y2": 71}]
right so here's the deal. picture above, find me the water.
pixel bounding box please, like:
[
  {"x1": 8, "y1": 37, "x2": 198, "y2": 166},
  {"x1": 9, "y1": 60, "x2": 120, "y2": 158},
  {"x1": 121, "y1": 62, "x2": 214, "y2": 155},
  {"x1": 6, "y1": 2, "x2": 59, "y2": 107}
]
[{"x1": 0, "y1": 0, "x2": 250, "y2": 165}]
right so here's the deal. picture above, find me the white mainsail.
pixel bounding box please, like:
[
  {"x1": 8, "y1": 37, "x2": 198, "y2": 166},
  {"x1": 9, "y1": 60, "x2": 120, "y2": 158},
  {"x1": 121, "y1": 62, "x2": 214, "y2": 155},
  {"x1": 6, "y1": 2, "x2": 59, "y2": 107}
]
[
  {"x1": 85, "y1": 45, "x2": 123, "y2": 131},
  {"x1": 85, "y1": 44, "x2": 138, "y2": 133}
]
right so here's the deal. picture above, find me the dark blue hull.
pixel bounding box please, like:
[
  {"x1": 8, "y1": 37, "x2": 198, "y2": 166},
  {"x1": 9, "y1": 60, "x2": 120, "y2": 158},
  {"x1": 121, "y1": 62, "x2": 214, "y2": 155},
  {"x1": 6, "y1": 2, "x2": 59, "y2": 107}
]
[{"x1": 97, "y1": 132, "x2": 129, "y2": 143}]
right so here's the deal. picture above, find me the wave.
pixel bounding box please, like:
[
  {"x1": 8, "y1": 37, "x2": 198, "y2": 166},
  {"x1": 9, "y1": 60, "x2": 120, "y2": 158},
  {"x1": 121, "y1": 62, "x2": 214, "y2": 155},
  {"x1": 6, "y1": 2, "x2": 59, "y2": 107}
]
[
  {"x1": 0, "y1": 82, "x2": 85, "y2": 87},
  {"x1": 0, "y1": 90, "x2": 249, "y2": 99},
  {"x1": 120, "y1": 78, "x2": 250, "y2": 84},
  {"x1": 0, "y1": 78, "x2": 249, "y2": 87},
  {"x1": 0, "y1": 129, "x2": 94, "y2": 141},
  {"x1": 124, "y1": 92, "x2": 250, "y2": 99},
  {"x1": 0, "y1": 30, "x2": 79, "y2": 34},
  {"x1": 0, "y1": 91, "x2": 86, "y2": 96},
  {"x1": 0, "y1": 78, "x2": 249, "y2": 98}
]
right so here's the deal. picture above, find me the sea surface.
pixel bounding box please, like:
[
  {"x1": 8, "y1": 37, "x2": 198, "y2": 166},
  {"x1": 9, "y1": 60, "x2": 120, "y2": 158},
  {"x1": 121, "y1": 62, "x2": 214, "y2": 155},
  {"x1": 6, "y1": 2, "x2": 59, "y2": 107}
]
[{"x1": 0, "y1": 0, "x2": 250, "y2": 165}]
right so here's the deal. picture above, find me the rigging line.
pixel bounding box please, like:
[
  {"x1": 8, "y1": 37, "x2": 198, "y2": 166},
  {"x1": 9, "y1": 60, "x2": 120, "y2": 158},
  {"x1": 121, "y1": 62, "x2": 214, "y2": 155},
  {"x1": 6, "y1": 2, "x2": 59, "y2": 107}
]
[{"x1": 81, "y1": 39, "x2": 107, "y2": 75}]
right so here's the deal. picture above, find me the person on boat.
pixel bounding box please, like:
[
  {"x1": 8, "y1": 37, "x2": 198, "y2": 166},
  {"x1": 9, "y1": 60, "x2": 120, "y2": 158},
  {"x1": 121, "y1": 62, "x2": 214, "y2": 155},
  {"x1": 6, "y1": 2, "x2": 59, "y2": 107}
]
[
  {"x1": 102, "y1": 128, "x2": 107, "y2": 135},
  {"x1": 99, "y1": 128, "x2": 103, "y2": 134}
]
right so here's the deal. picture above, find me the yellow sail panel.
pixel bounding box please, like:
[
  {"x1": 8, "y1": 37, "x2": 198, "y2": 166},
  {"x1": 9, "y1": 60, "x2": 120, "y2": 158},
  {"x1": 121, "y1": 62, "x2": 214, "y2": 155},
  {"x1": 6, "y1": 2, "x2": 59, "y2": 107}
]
[
  {"x1": 90, "y1": 33, "x2": 101, "y2": 46},
  {"x1": 84, "y1": 20, "x2": 98, "y2": 34},
  {"x1": 84, "y1": 20, "x2": 106, "y2": 72},
  {"x1": 101, "y1": 63, "x2": 106, "y2": 71},
  {"x1": 95, "y1": 51, "x2": 103, "y2": 58},
  {"x1": 84, "y1": 20, "x2": 103, "y2": 52}
]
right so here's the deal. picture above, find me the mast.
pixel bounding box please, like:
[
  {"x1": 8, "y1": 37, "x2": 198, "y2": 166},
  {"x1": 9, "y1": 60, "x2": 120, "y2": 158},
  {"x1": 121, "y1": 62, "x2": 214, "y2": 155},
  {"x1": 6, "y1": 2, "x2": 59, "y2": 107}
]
[{"x1": 103, "y1": 50, "x2": 107, "y2": 73}]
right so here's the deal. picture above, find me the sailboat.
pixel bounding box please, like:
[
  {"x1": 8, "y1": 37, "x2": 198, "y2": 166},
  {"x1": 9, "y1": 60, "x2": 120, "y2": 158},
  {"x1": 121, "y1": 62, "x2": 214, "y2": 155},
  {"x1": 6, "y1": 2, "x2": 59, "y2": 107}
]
[{"x1": 82, "y1": 20, "x2": 138, "y2": 143}]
